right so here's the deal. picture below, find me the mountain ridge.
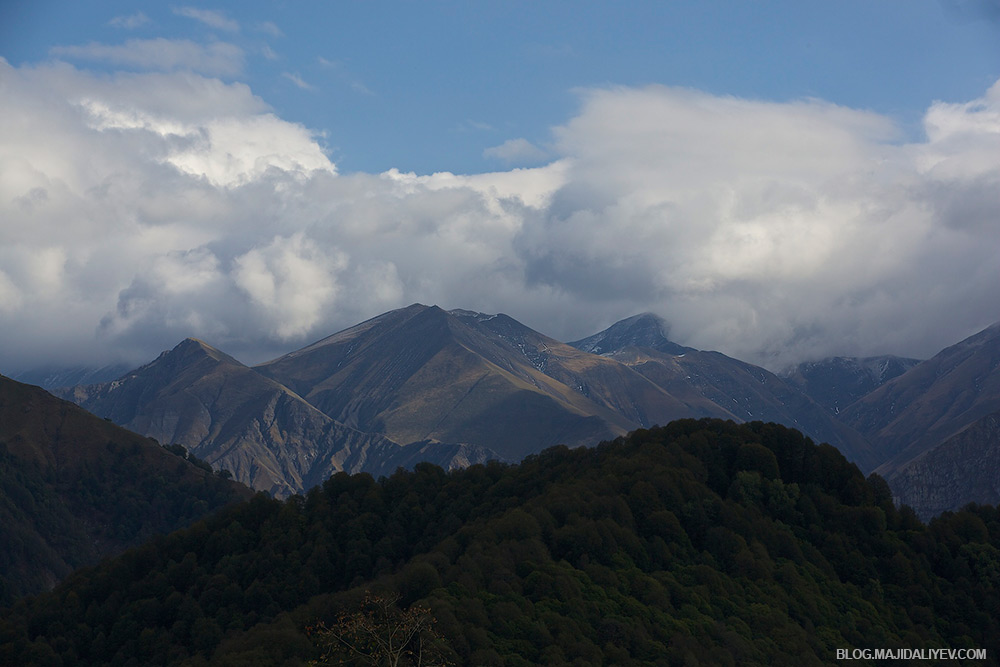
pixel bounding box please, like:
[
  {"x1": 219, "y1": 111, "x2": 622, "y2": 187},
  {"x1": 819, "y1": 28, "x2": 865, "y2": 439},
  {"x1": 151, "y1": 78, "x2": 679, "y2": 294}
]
[
  {"x1": 39, "y1": 307, "x2": 1000, "y2": 514},
  {"x1": 845, "y1": 319, "x2": 1000, "y2": 476},
  {"x1": 567, "y1": 315, "x2": 880, "y2": 470},
  {"x1": 55, "y1": 333, "x2": 490, "y2": 497}
]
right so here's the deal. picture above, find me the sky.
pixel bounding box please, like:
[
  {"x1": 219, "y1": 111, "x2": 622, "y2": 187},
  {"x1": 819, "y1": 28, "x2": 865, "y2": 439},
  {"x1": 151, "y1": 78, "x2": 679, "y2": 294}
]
[{"x1": 1, "y1": 1, "x2": 999, "y2": 376}]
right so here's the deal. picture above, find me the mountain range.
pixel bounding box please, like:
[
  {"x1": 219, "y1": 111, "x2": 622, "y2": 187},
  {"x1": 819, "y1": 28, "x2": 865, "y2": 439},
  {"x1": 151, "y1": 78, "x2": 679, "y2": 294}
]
[
  {"x1": 57, "y1": 334, "x2": 493, "y2": 497},
  {"x1": 842, "y1": 321, "x2": 1000, "y2": 517},
  {"x1": 7, "y1": 303, "x2": 1000, "y2": 609},
  {"x1": 781, "y1": 355, "x2": 921, "y2": 414},
  {"x1": 51, "y1": 304, "x2": 883, "y2": 498},
  {"x1": 31, "y1": 303, "x2": 1000, "y2": 518}
]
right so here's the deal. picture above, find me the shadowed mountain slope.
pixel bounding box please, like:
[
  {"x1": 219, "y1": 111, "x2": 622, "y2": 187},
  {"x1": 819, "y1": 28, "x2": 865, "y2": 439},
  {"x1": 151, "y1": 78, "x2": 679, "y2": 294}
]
[
  {"x1": 449, "y1": 309, "x2": 706, "y2": 429},
  {"x1": 569, "y1": 314, "x2": 880, "y2": 471},
  {"x1": 886, "y1": 411, "x2": 1000, "y2": 520},
  {"x1": 845, "y1": 321, "x2": 1000, "y2": 478},
  {"x1": 12, "y1": 363, "x2": 133, "y2": 391},
  {"x1": 783, "y1": 355, "x2": 922, "y2": 414},
  {"x1": 0, "y1": 374, "x2": 249, "y2": 604},
  {"x1": 56, "y1": 338, "x2": 454, "y2": 496}
]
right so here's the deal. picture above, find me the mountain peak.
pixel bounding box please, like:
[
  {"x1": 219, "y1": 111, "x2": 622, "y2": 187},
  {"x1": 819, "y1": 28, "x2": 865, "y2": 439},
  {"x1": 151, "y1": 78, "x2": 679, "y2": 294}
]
[
  {"x1": 162, "y1": 338, "x2": 244, "y2": 367},
  {"x1": 569, "y1": 313, "x2": 691, "y2": 356},
  {"x1": 448, "y1": 308, "x2": 498, "y2": 322}
]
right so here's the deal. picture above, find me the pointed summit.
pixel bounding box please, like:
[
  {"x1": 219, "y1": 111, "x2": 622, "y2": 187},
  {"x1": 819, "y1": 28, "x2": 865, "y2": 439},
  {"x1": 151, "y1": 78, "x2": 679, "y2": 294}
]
[
  {"x1": 569, "y1": 313, "x2": 691, "y2": 356},
  {"x1": 149, "y1": 337, "x2": 246, "y2": 374},
  {"x1": 58, "y1": 337, "x2": 410, "y2": 496},
  {"x1": 256, "y1": 304, "x2": 637, "y2": 459}
]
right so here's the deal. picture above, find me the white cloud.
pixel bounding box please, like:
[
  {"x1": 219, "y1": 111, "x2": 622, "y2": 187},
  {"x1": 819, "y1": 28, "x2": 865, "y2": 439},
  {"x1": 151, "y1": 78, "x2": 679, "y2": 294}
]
[
  {"x1": 256, "y1": 21, "x2": 284, "y2": 38},
  {"x1": 109, "y1": 13, "x2": 150, "y2": 29},
  {"x1": 1, "y1": 56, "x2": 999, "y2": 375},
  {"x1": 282, "y1": 71, "x2": 315, "y2": 91},
  {"x1": 516, "y1": 84, "x2": 1000, "y2": 366},
  {"x1": 234, "y1": 234, "x2": 346, "y2": 339},
  {"x1": 484, "y1": 138, "x2": 549, "y2": 164},
  {"x1": 173, "y1": 7, "x2": 240, "y2": 32},
  {"x1": 51, "y1": 38, "x2": 244, "y2": 76}
]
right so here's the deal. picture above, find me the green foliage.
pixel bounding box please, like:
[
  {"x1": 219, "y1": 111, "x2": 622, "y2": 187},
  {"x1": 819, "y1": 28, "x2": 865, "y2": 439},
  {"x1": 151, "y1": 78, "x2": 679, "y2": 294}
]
[
  {"x1": 0, "y1": 440, "x2": 245, "y2": 607},
  {"x1": 3, "y1": 419, "x2": 1000, "y2": 665}
]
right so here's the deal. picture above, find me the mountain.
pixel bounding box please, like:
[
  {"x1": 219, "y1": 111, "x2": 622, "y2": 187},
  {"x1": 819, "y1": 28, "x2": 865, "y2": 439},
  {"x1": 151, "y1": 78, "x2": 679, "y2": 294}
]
[
  {"x1": 886, "y1": 411, "x2": 1000, "y2": 520},
  {"x1": 51, "y1": 306, "x2": 885, "y2": 495},
  {"x1": 569, "y1": 314, "x2": 879, "y2": 470},
  {"x1": 782, "y1": 355, "x2": 922, "y2": 414},
  {"x1": 0, "y1": 373, "x2": 250, "y2": 604},
  {"x1": 5, "y1": 419, "x2": 999, "y2": 665},
  {"x1": 10, "y1": 363, "x2": 133, "y2": 391},
  {"x1": 255, "y1": 304, "x2": 635, "y2": 461},
  {"x1": 56, "y1": 338, "x2": 484, "y2": 497},
  {"x1": 259, "y1": 305, "x2": 876, "y2": 468},
  {"x1": 845, "y1": 321, "x2": 1000, "y2": 477},
  {"x1": 569, "y1": 312, "x2": 692, "y2": 356},
  {"x1": 448, "y1": 309, "x2": 708, "y2": 429}
]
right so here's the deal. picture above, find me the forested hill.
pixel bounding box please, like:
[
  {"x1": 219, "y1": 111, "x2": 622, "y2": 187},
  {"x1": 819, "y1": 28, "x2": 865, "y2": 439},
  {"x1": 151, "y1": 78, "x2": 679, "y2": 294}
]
[
  {"x1": 0, "y1": 374, "x2": 252, "y2": 606},
  {"x1": 3, "y1": 419, "x2": 999, "y2": 665}
]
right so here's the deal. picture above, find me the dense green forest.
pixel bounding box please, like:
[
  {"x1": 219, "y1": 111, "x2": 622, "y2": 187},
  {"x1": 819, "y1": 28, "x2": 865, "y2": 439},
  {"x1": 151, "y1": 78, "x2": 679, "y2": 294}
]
[
  {"x1": 0, "y1": 441, "x2": 242, "y2": 607},
  {"x1": 0, "y1": 375, "x2": 250, "y2": 607},
  {"x1": 2, "y1": 419, "x2": 998, "y2": 665}
]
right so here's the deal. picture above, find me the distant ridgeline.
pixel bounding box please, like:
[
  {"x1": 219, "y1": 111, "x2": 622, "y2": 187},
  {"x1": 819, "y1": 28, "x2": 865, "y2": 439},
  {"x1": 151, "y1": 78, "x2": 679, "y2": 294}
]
[{"x1": 3, "y1": 419, "x2": 998, "y2": 665}]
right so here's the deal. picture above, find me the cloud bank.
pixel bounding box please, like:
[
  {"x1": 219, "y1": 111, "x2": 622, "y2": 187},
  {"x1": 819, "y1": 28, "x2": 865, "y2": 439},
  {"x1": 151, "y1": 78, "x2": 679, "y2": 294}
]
[{"x1": 1, "y1": 56, "x2": 998, "y2": 374}]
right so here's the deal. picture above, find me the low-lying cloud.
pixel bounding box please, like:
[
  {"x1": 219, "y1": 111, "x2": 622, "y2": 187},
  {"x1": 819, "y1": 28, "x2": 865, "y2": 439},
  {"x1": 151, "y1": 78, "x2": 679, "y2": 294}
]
[{"x1": 1, "y1": 56, "x2": 998, "y2": 375}]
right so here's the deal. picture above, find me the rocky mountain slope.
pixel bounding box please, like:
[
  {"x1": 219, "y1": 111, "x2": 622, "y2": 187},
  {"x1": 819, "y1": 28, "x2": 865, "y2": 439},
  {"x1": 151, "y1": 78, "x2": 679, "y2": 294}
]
[
  {"x1": 254, "y1": 305, "x2": 633, "y2": 461},
  {"x1": 782, "y1": 355, "x2": 922, "y2": 414},
  {"x1": 12, "y1": 363, "x2": 132, "y2": 391},
  {"x1": 57, "y1": 337, "x2": 491, "y2": 497},
  {"x1": 886, "y1": 411, "x2": 1000, "y2": 519},
  {"x1": 569, "y1": 313, "x2": 879, "y2": 470},
  {"x1": 844, "y1": 321, "x2": 1000, "y2": 476}
]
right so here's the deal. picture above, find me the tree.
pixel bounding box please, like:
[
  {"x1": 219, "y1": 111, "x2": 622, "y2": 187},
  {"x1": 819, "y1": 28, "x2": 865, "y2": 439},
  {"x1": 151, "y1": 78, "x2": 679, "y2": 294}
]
[{"x1": 309, "y1": 592, "x2": 450, "y2": 666}]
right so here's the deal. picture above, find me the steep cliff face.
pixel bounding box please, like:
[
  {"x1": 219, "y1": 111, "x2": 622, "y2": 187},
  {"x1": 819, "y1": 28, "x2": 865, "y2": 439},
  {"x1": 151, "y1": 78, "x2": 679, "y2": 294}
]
[{"x1": 886, "y1": 412, "x2": 1000, "y2": 520}]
